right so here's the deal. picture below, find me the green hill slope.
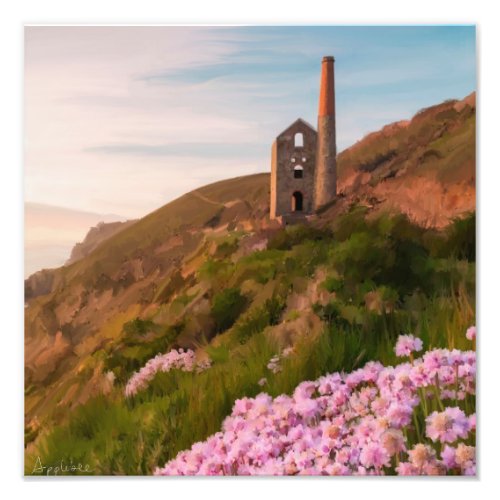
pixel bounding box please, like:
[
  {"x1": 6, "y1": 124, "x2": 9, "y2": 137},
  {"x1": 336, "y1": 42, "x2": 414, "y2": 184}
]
[{"x1": 24, "y1": 93, "x2": 476, "y2": 474}]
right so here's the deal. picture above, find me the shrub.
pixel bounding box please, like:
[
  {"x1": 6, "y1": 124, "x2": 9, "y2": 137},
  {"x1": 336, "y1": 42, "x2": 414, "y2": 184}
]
[
  {"x1": 321, "y1": 275, "x2": 343, "y2": 293},
  {"x1": 265, "y1": 293, "x2": 287, "y2": 326},
  {"x1": 268, "y1": 224, "x2": 333, "y2": 251},
  {"x1": 234, "y1": 307, "x2": 271, "y2": 345},
  {"x1": 123, "y1": 318, "x2": 158, "y2": 337},
  {"x1": 332, "y1": 204, "x2": 369, "y2": 242},
  {"x1": 214, "y1": 240, "x2": 239, "y2": 259},
  {"x1": 211, "y1": 288, "x2": 247, "y2": 333},
  {"x1": 443, "y1": 213, "x2": 475, "y2": 261},
  {"x1": 103, "y1": 321, "x2": 184, "y2": 383}
]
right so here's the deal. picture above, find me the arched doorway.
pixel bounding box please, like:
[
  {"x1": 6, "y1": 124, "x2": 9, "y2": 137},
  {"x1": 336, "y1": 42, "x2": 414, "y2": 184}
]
[{"x1": 292, "y1": 191, "x2": 303, "y2": 212}]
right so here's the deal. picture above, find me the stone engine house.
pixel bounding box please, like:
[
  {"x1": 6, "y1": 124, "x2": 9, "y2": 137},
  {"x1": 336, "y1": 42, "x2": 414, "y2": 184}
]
[
  {"x1": 270, "y1": 56, "x2": 337, "y2": 221},
  {"x1": 270, "y1": 119, "x2": 317, "y2": 218}
]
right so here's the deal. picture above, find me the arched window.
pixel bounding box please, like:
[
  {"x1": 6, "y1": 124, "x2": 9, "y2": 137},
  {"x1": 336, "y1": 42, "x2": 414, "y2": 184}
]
[
  {"x1": 294, "y1": 165, "x2": 304, "y2": 179},
  {"x1": 292, "y1": 191, "x2": 303, "y2": 212},
  {"x1": 294, "y1": 133, "x2": 304, "y2": 147}
]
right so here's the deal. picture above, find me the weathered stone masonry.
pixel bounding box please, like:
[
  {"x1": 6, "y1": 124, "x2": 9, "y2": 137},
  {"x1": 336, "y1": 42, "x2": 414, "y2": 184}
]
[
  {"x1": 270, "y1": 56, "x2": 337, "y2": 221},
  {"x1": 270, "y1": 119, "x2": 317, "y2": 219}
]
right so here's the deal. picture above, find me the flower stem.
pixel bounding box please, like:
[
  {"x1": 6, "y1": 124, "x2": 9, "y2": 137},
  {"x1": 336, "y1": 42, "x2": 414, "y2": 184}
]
[
  {"x1": 433, "y1": 373, "x2": 445, "y2": 412},
  {"x1": 413, "y1": 412, "x2": 422, "y2": 443}
]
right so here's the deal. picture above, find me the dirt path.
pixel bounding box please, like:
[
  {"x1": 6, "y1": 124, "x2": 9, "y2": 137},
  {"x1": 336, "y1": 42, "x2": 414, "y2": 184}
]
[
  {"x1": 191, "y1": 190, "x2": 240, "y2": 209},
  {"x1": 190, "y1": 190, "x2": 225, "y2": 207}
]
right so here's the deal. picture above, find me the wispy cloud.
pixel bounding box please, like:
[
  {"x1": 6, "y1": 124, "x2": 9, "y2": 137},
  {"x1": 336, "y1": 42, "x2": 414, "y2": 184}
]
[{"x1": 84, "y1": 141, "x2": 268, "y2": 159}]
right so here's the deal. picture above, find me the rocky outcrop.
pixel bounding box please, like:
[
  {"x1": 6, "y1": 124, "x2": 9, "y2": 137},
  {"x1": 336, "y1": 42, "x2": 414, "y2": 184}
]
[
  {"x1": 66, "y1": 220, "x2": 136, "y2": 265},
  {"x1": 25, "y1": 268, "x2": 57, "y2": 300},
  {"x1": 325, "y1": 92, "x2": 476, "y2": 228}
]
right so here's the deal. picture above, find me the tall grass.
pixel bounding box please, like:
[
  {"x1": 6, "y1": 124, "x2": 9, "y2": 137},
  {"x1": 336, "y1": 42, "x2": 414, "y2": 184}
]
[{"x1": 26, "y1": 282, "x2": 473, "y2": 475}]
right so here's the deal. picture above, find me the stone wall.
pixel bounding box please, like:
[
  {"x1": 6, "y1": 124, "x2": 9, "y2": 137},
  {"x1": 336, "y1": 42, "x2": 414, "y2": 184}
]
[{"x1": 270, "y1": 119, "x2": 317, "y2": 219}]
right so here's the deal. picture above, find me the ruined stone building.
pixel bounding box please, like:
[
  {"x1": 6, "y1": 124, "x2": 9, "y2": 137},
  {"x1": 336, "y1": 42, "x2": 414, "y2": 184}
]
[{"x1": 270, "y1": 56, "x2": 337, "y2": 221}]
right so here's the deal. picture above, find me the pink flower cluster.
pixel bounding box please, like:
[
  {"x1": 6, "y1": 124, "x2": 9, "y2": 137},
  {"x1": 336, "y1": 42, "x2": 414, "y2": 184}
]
[
  {"x1": 125, "y1": 349, "x2": 212, "y2": 397},
  {"x1": 394, "y1": 334, "x2": 423, "y2": 358},
  {"x1": 426, "y1": 407, "x2": 472, "y2": 443},
  {"x1": 441, "y1": 443, "x2": 476, "y2": 475},
  {"x1": 154, "y1": 336, "x2": 475, "y2": 476}
]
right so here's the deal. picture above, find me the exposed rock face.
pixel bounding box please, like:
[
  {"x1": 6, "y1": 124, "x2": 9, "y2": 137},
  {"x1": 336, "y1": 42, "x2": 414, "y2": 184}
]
[
  {"x1": 25, "y1": 330, "x2": 71, "y2": 383},
  {"x1": 322, "y1": 92, "x2": 476, "y2": 228},
  {"x1": 25, "y1": 268, "x2": 57, "y2": 300}
]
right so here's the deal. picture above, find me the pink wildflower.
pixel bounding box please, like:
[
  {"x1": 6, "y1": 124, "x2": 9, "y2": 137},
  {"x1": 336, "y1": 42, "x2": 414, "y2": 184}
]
[
  {"x1": 441, "y1": 445, "x2": 457, "y2": 469},
  {"x1": 407, "y1": 443, "x2": 435, "y2": 470},
  {"x1": 425, "y1": 407, "x2": 470, "y2": 443},
  {"x1": 468, "y1": 413, "x2": 476, "y2": 431},
  {"x1": 394, "y1": 334, "x2": 423, "y2": 358},
  {"x1": 359, "y1": 442, "x2": 390, "y2": 469},
  {"x1": 396, "y1": 461, "x2": 417, "y2": 475},
  {"x1": 380, "y1": 428, "x2": 406, "y2": 456},
  {"x1": 466, "y1": 326, "x2": 476, "y2": 341},
  {"x1": 124, "y1": 348, "x2": 211, "y2": 397},
  {"x1": 455, "y1": 443, "x2": 475, "y2": 470},
  {"x1": 154, "y1": 345, "x2": 476, "y2": 476}
]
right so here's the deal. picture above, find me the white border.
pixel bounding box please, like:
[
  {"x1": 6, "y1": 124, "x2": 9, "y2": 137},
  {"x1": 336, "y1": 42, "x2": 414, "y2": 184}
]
[{"x1": 2, "y1": 1, "x2": 499, "y2": 498}]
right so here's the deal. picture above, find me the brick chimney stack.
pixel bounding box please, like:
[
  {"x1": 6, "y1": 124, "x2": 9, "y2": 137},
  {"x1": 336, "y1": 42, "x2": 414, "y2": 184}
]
[{"x1": 314, "y1": 56, "x2": 337, "y2": 210}]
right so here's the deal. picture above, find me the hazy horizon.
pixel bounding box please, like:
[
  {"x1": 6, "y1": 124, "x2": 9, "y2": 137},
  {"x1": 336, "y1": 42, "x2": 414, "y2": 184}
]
[{"x1": 24, "y1": 202, "x2": 128, "y2": 277}]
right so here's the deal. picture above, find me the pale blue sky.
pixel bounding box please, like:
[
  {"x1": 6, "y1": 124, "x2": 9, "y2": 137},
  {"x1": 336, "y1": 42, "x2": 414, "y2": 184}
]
[{"x1": 25, "y1": 26, "x2": 476, "y2": 219}]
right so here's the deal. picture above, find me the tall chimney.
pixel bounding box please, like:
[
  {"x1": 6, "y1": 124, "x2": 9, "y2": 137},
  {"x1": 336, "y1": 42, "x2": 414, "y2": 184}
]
[{"x1": 314, "y1": 56, "x2": 337, "y2": 210}]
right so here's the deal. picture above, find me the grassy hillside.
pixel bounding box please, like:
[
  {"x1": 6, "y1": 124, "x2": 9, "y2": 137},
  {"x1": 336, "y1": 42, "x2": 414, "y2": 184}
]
[
  {"x1": 25, "y1": 208, "x2": 475, "y2": 474},
  {"x1": 24, "y1": 173, "x2": 273, "y2": 437},
  {"x1": 24, "y1": 94, "x2": 476, "y2": 475}
]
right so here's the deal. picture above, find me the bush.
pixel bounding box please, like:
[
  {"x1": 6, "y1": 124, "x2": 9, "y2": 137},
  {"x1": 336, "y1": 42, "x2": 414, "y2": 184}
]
[
  {"x1": 268, "y1": 224, "x2": 333, "y2": 251},
  {"x1": 103, "y1": 320, "x2": 184, "y2": 383},
  {"x1": 214, "y1": 240, "x2": 239, "y2": 259},
  {"x1": 123, "y1": 318, "x2": 158, "y2": 337},
  {"x1": 321, "y1": 275, "x2": 343, "y2": 293},
  {"x1": 443, "y1": 213, "x2": 476, "y2": 261},
  {"x1": 211, "y1": 288, "x2": 247, "y2": 333},
  {"x1": 265, "y1": 293, "x2": 287, "y2": 326},
  {"x1": 234, "y1": 249, "x2": 285, "y2": 285},
  {"x1": 332, "y1": 205, "x2": 369, "y2": 242},
  {"x1": 234, "y1": 308, "x2": 271, "y2": 345},
  {"x1": 233, "y1": 292, "x2": 287, "y2": 345}
]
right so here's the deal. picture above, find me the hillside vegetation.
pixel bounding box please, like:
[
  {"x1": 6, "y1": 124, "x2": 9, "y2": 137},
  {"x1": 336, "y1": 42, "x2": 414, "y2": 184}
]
[{"x1": 24, "y1": 93, "x2": 476, "y2": 475}]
